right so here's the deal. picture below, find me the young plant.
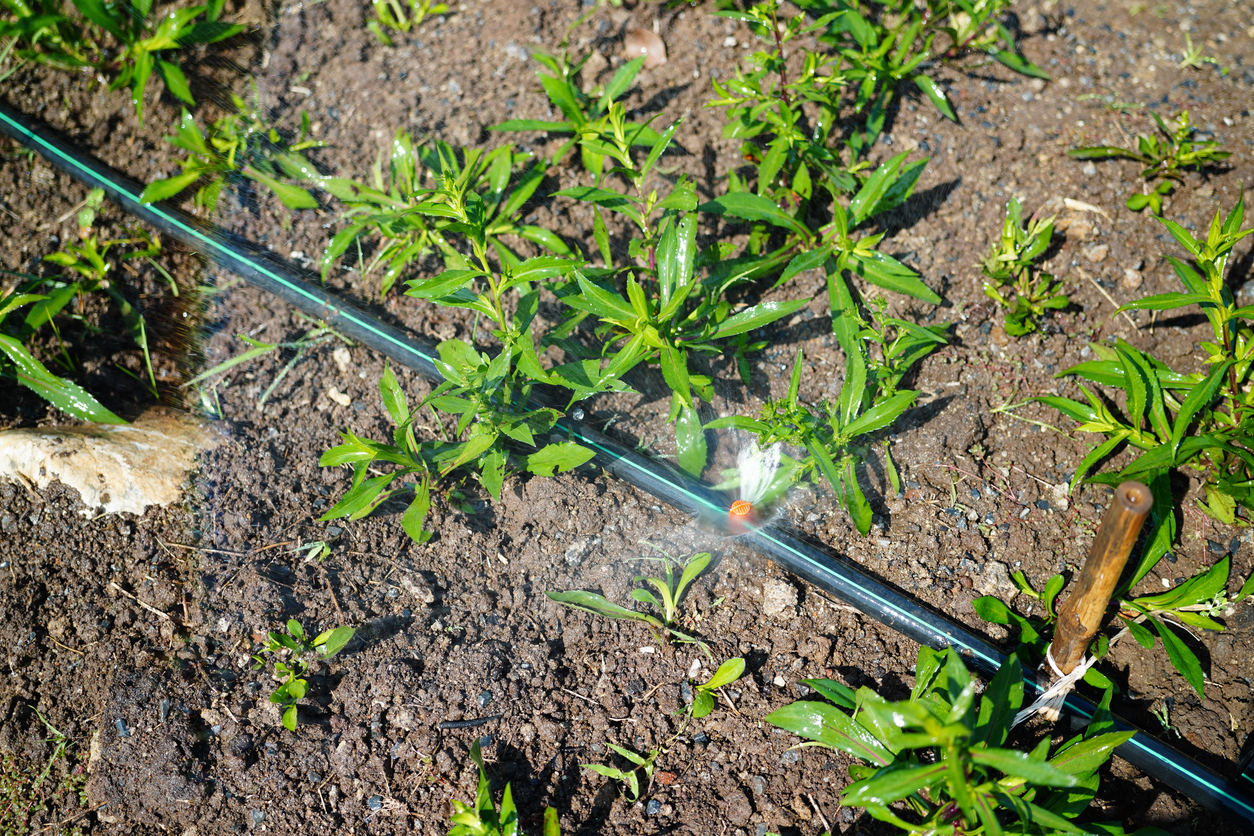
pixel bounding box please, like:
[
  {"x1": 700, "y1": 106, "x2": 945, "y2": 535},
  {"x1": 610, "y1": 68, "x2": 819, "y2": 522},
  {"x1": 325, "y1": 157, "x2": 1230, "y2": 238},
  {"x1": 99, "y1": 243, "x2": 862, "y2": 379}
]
[
  {"x1": 70, "y1": 0, "x2": 246, "y2": 125},
  {"x1": 492, "y1": 51, "x2": 661, "y2": 179},
  {"x1": 546, "y1": 551, "x2": 713, "y2": 650},
  {"x1": 688, "y1": 656, "x2": 745, "y2": 720},
  {"x1": 1039, "y1": 199, "x2": 1254, "y2": 523},
  {"x1": 980, "y1": 197, "x2": 1068, "y2": 335},
  {"x1": 368, "y1": 0, "x2": 448, "y2": 46},
  {"x1": 318, "y1": 134, "x2": 569, "y2": 298},
  {"x1": 975, "y1": 556, "x2": 1254, "y2": 700},
  {"x1": 583, "y1": 742, "x2": 661, "y2": 805},
  {"x1": 708, "y1": 337, "x2": 935, "y2": 534},
  {"x1": 141, "y1": 98, "x2": 321, "y2": 214},
  {"x1": 0, "y1": 0, "x2": 98, "y2": 76},
  {"x1": 449, "y1": 738, "x2": 561, "y2": 836},
  {"x1": 251, "y1": 618, "x2": 354, "y2": 732},
  {"x1": 766, "y1": 647, "x2": 1148, "y2": 835},
  {"x1": 1069, "y1": 111, "x2": 1230, "y2": 214},
  {"x1": 0, "y1": 285, "x2": 125, "y2": 423}
]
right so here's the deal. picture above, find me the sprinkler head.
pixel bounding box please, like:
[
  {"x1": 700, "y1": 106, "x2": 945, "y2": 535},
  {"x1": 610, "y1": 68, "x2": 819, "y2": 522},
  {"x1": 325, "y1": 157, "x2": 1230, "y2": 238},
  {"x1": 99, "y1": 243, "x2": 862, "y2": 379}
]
[{"x1": 727, "y1": 499, "x2": 757, "y2": 535}]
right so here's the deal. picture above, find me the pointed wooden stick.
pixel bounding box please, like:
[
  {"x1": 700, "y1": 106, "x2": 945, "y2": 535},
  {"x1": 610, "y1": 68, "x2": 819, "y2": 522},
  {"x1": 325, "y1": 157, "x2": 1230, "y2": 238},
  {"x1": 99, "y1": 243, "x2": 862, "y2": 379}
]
[{"x1": 1049, "y1": 481, "x2": 1153, "y2": 675}]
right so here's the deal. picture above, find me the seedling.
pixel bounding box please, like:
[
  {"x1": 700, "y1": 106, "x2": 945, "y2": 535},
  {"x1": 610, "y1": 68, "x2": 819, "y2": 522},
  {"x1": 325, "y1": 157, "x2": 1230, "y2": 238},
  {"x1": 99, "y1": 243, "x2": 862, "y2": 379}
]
[
  {"x1": 583, "y1": 742, "x2": 661, "y2": 804},
  {"x1": 980, "y1": 197, "x2": 1068, "y2": 335},
  {"x1": 318, "y1": 135, "x2": 571, "y2": 298},
  {"x1": 546, "y1": 551, "x2": 713, "y2": 651},
  {"x1": 1069, "y1": 111, "x2": 1230, "y2": 214},
  {"x1": 0, "y1": 0, "x2": 98, "y2": 77},
  {"x1": 252, "y1": 618, "x2": 354, "y2": 731},
  {"x1": 688, "y1": 656, "x2": 745, "y2": 720},
  {"x1": 0, "y1": 708, "x2": 87, "y2": 835},
  {"x1": 492, "y1": 51, "x2": 661, "y2": 179},
  {"x1": 369, "y1": 0, "x2": 448, "y2": 46},
  {"x1": 69, "y1": 0, "x2": 246, "y2": 125},
  {"x1": 449, "y1": 738, "x2": 561, "y2": 836},
  {"x1": 1039, "y1": 199, "x2": 1254, "y2": 524},
  {"x1": 141, "y1": 98, "x2": 321, "y2": 214},
  {"x1": 766, "y1": 647, "x2": 1141, "y2": 835},
  {"x1": 1177, "y1": 32, "x2": 1223, "y2": 73}
]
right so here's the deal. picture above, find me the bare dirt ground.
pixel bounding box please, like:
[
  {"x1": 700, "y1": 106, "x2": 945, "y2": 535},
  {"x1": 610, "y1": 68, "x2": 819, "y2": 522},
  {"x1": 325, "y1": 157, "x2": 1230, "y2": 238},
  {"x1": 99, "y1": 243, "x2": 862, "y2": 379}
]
[{"x1": 2, "y1": 1, "x2": 1254, "y2": 833}]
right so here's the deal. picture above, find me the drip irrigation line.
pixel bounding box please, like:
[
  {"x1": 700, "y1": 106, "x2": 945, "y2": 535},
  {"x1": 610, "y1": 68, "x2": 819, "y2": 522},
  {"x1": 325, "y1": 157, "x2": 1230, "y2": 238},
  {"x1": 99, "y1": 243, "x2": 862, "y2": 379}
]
[{"x1": 3, "y1": 97, "x2": 1253, "y2": 825}]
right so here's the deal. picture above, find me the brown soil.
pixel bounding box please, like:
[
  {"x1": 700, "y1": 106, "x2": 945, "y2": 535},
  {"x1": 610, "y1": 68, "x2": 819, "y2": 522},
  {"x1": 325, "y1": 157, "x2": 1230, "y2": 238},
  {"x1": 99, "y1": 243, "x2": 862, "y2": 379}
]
[{"x1": 2, "y1": 1, "x2": 1254, "y2": 834}]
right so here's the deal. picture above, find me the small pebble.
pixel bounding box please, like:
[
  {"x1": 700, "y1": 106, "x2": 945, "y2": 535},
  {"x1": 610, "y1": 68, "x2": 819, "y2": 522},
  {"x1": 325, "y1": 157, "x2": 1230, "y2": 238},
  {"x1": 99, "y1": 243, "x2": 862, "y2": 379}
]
[
  {"x1": 478, "y1": 690, "x2": 493, "y2": 708},
  {"x1": 1207, "y1": 539, "x2": 1227, "y2": 554},
  {"x1": 115, "y1": 718, "x2": 131, "y2": 738},
  {"x1": 251, "y1": 810, "x2": 265, "y2": 825},
  {"x1": 367, "y1": 795, "x2": 383, "y2": 811},
  {"x1": 624, "y1": 28, "x2": 667, "y2": 69},
  {"x1": 1164, "y1": 552, "x2": 1177, "y2": 563},
  {"x1": 646, "y1": 799, "x2": 662, "y2": 816}
]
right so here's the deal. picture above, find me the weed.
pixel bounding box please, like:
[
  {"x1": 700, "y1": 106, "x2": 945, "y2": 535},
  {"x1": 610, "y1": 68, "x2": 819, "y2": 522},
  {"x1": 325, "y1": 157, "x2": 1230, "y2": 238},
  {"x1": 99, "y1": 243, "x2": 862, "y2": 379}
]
[
  {"x1": 546, "y1": 551, "x2": 713, "y2": 650},
  {"x1": 977, "y1": 555, "x2": 1254, "y2": 699},
  {"x1": 449, "y1": 738, "x2": 561, "y2": 836},
  {"x1": 583, "y1": 741, "x2": 661, "y2": 804},
  {"x1": 0, "y1": 0, "x2": 97, "y2": 78},
  {"x1": 369, "y1": 0, "x2": 448, "y2": 46},
  {"x1": 1177, "y1": 32, "x2": 1223, "y2": 73},
  {"x1": 1040, "y1": 198, "x2": 1254, "y2": 525},
  {"x1": 141, "y1": 97, "x2": 321, "y2": 214},
  {"x1": 0, "y1": 708, "x2": 87, "y2": 836},
  {"x1": 980, "y1": 197, "x2": 1068, "y2": 335},
  {"x1": 252, "y1": 618, "x2": 354, "y2": 731},
  {"x1": 70, "y1": 0, "x2": 246, "y2": 125},
  {"x1": 1069, "y1": 111, "x2": 1230, "y2": 214},
  {"x1": 493, "y1": 51, "x2": 660, "y2": 179},
  {"x1": 319, "y1": 135, "x2": 569, "y2": 299},
  {"x1": 687, "y1": 656, "x2": 745, "y2": 719},
  {"x1": 767, "y1": 647, "x2": 1147, "y2": 834}
]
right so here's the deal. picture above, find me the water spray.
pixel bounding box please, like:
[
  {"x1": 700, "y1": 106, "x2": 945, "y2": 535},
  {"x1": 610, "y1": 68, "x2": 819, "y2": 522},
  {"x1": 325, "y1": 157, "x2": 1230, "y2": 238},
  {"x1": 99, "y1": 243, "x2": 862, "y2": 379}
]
[{"x1": 3, "y1": 97, "x2": 1253, "y2": 825}]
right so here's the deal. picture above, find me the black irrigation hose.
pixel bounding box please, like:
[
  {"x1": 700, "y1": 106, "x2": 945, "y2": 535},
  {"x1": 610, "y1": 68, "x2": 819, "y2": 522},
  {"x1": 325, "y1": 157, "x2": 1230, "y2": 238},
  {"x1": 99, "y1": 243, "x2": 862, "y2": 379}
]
[{"x1": 3, "y1": 97, "x2": 1253, "y2": 825}]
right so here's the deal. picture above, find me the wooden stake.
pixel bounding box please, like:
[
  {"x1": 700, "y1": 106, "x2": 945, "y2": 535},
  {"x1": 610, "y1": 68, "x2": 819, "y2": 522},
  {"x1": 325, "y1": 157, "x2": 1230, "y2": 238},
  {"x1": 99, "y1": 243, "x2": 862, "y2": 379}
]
[{"x1": 1049, "y1": 481, "x2": 1153, "y2": 675}]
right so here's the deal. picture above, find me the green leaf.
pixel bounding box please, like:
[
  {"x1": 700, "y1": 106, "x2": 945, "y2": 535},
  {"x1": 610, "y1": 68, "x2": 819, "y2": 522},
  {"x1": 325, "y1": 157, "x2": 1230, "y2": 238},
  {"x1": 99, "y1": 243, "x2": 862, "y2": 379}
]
[
  {"x1": 849, "y1": 250, "x2": 940, "y2": 303},
  {"x1": 675, "y1": 403, "x2": 707, "y2": 478},
  {"x1": 157, "y1": 59, "x2": 194, "y2": 105},
  {"x1": 1068, "y1": 146, "x2": 1140, "y2": 161},
  {"x1": 1170, "y1": 360, "x2": 1231, "y2": 456},
  {"x1": 773, "y1": 247, "x2": 830, "y2": 290},
  {"x1": 401, "y1": 479, "x2": 434, "y2": 544},
  {"x1": 1048, "y1": 732, "x2": 1135, "y2": 779},
  {"x1": 659, "y1": 343, "x2": 691, "y2": 408},
  {"x1": 1119, "y1": 292, "x2": 1213, "y2": 312},
  {"x1": 712, "y1": 298, "x2": 809, "y2": 338},
  {"x1": 801, "y1": 679, "x2": 856, "y2": 710},
  {"x1": 699, "y1": 192, "x2": 810, "y2": 238},
  {"x1": 913, "y1": 75, "x2": 956, "y2": 121},
  {"x1": 524, "y1": 441, "x2": 595, "y2": 477},
  {"x1": 701, "y1": 657, "x2": 745, "y2": 690},
  {"x1": 691, "y1": 690, "x2": 715, "y2": 719},
  {"x1": 1147, "y1": 615, "x2": 1205, "y2": 698},
  {"x1": 970, "y1": 748, "x2": 1077, "y2": 787},
  {"x1": 545, "y1": 590, "x2": 654, "y2": 624},
  {"x1": 243, "y1": 168, "x2": 318, "y2": 209},
  {"x1": 974, "y1": 655, "x2": 1023, "y2": 747},
  {"x1": 0, "y1": 335, "x2": 125, "y2": 424},
  {"x1": 598, "y1": 56, "x2": 644, "y2": 112},
  {"x1": 140, "y1": 171, "x2": 203, "y2": 204},
  {"x1": 315, "y1": 625, "x2": 355, "y2": 658},
  {"x1": 842, "y1": 390, "x2": 917, "y2": 439},
  {"x1": 571, "y1": 271, "x2": 636, "y2": 322},
  {"x1": 843, "y1": 762, "x2": 947, "y2": 806},
  {"x1": 282, "y1": 704, "x2": 298, "y2": 731},
  {"x1": 764, "y1": 701, "x2": 892, "y2": 766},
  {"x1": 992, "y1": 49, "x2": 1051, "y2": 80}
]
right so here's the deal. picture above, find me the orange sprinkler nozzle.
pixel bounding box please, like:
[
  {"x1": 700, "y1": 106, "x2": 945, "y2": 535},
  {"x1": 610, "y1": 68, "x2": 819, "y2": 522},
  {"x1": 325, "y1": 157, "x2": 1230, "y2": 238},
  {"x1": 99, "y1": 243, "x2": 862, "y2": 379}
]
[
  {"x1": 730, "y1": 500, "x2": 752, "y2": 518},
  {"x1": 727, "y1": 500, "x2": 756, "y2": 534}
]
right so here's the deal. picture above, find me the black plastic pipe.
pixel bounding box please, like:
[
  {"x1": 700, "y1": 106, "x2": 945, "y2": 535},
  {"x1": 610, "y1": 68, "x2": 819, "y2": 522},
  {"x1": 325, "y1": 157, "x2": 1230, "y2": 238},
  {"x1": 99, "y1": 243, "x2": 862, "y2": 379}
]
[{"x1": 3, "y1": 97, "x2": 1253, "y2": 825}]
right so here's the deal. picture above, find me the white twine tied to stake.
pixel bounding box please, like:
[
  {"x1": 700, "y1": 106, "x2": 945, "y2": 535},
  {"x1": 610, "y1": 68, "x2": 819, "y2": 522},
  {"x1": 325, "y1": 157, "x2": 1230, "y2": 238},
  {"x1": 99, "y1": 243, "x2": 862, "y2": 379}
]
[{"x1": 1011, "y1": 647, "x2": 1099, "y2": 729}]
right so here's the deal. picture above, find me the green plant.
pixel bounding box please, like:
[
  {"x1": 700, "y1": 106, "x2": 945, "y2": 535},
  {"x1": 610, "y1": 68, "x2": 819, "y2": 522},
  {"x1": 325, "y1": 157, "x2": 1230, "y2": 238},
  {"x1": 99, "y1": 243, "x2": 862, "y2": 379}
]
[
  {"x1": 492, "y1": 51, "x2": 661, "y2": 179},
  {"x1": 369, "y1": 0, "x2": 447, "y2": 45},
  {"x1": 583, "y1": 741, "x2": 661, "y2": 804},
  {"x1": 767, "y1": 646, "x2": 1160, "y2": 835},
  {"x1": 1069, "y1": 111, "x2": 1230, "y2": 214},
  {"x1": 141, "y1": 98, "x2": 321, "y2": 214},
  {"x1": 251, "y1": 618, "x2": 354, "y2": 731},
  {"x1": 980, "y1": 197, "x2": 1068, "y2": 336},
  {"x1": 978, "y1": 555, "x2": 1254, "y2": 700},
  {"x1": 688, "y1": 656, "x2": 745, "y2": 719},
  {"x1": 1040, "y1": 199, "x2": 1254, "y2": 523},
  {"x1": 0, "y1": 709, "x2": 88, "y2": 836},
  {"x1": 1177, "y1": 32, "x2": 1223, "y2": 73},
  {"x1": 708, "y1": 329, "x2": 939, "y2": 534},
  {"x1": 546, "y1": 551, "x2": 713, "y2": 649},
  {"x1": 70, "y1": 0, "x2": 246, "y2": 125},
  {"x1": 0, "y1": 0, "x2": 97, "y2": 79},
  {"x1": 318, "y1": 135, "x2": 570, "y2": 299},
  {"x1": 449, "y1": 739, "x2": 561, "y2": 836}
]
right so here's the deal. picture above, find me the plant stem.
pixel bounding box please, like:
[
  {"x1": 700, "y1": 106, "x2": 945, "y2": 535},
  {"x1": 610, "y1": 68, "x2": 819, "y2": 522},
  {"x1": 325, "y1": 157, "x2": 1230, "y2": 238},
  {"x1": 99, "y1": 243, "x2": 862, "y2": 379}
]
[{"x1": 770, "y1": 7, "x2": 792, "y2": 108}]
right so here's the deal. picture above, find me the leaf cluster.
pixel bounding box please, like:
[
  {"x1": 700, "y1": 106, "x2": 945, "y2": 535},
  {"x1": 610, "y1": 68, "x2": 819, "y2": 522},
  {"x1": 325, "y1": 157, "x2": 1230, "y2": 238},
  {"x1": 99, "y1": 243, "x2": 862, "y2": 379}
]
[
  {"x1": 251, "y1": 618, "x2": 354, "y2": 732},
  {"x1": 545, "y1": 551, "x2": 713, "y2": 649},
  {"x1": 449, "y1": 739, "x2": 562, "y2": 836},
  {"x1": 1069, "y1": 111, "x2": 1230, "y2": 215},
  {"x1": 766, "y1": 647, "x2": 1160, "y2": 836},
  {"x1": 1040, "y1": 199, "x2": 1254, "y2": 522},
  {"x1": 976, "y1": 551, "x2": 1254, "y2": 699},
  {"x1": 141, "y1": 97, "x2": 322, "y2": 214},
  {"x1": 369, "y1": 0, "x2": 447, "y2": 46},
  {"x1": 980, "y1": 197, "x2": 1068, "y2": 335}
]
